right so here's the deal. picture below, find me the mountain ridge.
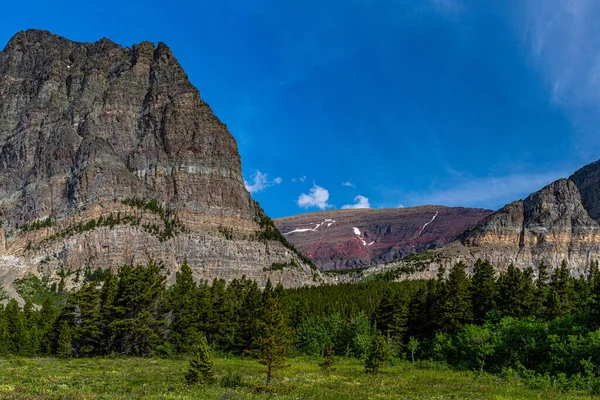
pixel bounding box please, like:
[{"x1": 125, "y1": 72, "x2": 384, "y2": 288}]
[
  {"x1": 275, "y1": 205, "x2": 492, "y2": 270},
  {"x1": 353, "y1": 160, "x2": 600, "y2": 282},
  {"x1": 0, "y1": 29, "x2": 319, "y2": 303}
]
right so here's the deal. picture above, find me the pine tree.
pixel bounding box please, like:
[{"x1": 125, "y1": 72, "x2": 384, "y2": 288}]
[
  {"x1": 184, "y1": 334, "x2": 215, "y2": 384},
  {"x1": 255, "y1": 297, "x2": 293, "y2": 387},
  {"x1": 168, "y1": 260, "x2": 200, "y2": 353},
  {"x1": 5, "y1": 299, "x2": 24, "y2": 355},
  {"x1": 441, "y1": 262, "x2": 472, "y2": 333},
  {"x1": 98, "y1": 269, "x2": 118, "y2": 354},
  {"x1": 365, "y1": 333, "x2": 390, "y2": 373},
  {"x1": 109, "y1": 263, "x2": 167, "y2": 356},
  {"x1": 535, "y1": 260, "x2": 550, "y2": 317},
  {"x1": 545, "y1": 260, "x2": 575, "y2": 320},
  {"x1": 471, "y1": 259, "x2": 496, "y2": 324},
  {"x1": 496, "y1": 264, "x2": 536, "y2": 318},
  {"x1": 57, "y1": 321, "x2": 73, "y2": 358},
  {"x1": 319, "y1": 341, "x2": 335, "y2": 371}
]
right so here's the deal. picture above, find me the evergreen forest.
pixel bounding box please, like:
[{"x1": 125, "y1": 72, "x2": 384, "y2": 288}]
[{"x1": 3, "y1": 259, "x2": 600, "y2": 394}]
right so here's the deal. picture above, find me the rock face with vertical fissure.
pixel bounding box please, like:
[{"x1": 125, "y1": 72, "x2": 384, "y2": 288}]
[{"x1": 0, "y1": 30, "x2": 319, "y2": 302}]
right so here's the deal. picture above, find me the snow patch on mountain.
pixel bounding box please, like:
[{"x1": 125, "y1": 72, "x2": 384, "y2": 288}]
[
  {"x1": 419, "y1": 212, "x2": 439, "y2": 236},
  {"x1": 283, "y1": 219, "x2": 336, "y2": 235}
]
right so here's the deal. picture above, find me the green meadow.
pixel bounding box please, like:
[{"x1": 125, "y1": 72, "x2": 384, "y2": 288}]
[{"x1": 0, "y1": 356, "x2": 593, "y2": 400}]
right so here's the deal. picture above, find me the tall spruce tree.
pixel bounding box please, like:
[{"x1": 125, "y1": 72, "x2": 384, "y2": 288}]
[
  {"x1": 168, "y1": 260, "x2": 200, "y2": 353},
  {"x1": 5, "y1": 299, "x2": 24, "y2": 355},
  {"x1": 471, "y1": 259, "x2": 496, "y2": 324},
  {"x1": 255, "y1": 297, "x2": 293, "y2": 387},
  {"x1": 545, "y1": 260, "x2": 575, "y2": 320},
  {"x1": 109, "y1": 263, "x2": 167, "y2": 356},
  {"x1": 496, "y1": 265, "x2": 537, "y2": 319},
  {"x1": 440, "y1": 262, "x2": 472, "y2": 333}
]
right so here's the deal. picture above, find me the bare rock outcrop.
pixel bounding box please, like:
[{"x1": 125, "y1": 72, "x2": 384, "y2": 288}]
[{"x1": 0, "y1": 30, "x2": 319, "y2": 302}]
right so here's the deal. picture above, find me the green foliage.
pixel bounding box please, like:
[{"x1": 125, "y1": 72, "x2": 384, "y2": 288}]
[
  {"x1": 471, "y1": 259, "x2": 496, "y2": 324},
  {"x1": 407, "y1": 336, "x2": 419, "y2": 363},
  {"x1": 319, "y1": 341, "x2": 335, "y2": 371},
  {"x1": 57, "y1": 321, "x2": 73, "y2": 358},
  {"x1": 255, "y1": 297, "x2": 293, "y2": 386},
  {"x1": 185, "y1": 334, "x2": 215, "y2": 385},
  {"x1": 14, "y1": 274, "x2": 65, "y2": 307},
  {"x1": 3, "y1": 258, "x2": 600, "y2": 395},
  {"x1": 20, "y1": 216, "x2": 52, "y2": 232},
  {"x1": 365, "y1": 333, "x2": 390, "y2": 373},
  {"x1": 264, "y1": 260, "x2": 300, "y2": 272}
]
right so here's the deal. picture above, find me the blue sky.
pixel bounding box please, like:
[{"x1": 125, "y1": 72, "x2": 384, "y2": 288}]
[{"x1": 2, "y1": 0, "x2": 599, "y2": 218}]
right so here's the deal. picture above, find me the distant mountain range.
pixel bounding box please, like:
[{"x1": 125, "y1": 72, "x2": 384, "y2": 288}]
[
  {"x1": 350, "y1": 159, "x2": 600, "y2": 282},
  {"x1": 275, "y1": 206, "x2": 492, "y2": 270}
]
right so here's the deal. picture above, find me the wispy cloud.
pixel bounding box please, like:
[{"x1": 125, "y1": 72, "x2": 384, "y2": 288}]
[
  {"x1": 342, "y1": 195, "x2": 371, "y2": 209},
  {"x1": 342, "y1": 181, "x2": 356, "y2": 188},
  {"x1": 403, "y1": 170, "x2": 568, "y2": 209},
  {"x1": 520, "y1": 0, "x2": 600, "y2": 159},
  {"x1": 297, "y1": 184, "x2": 332, "y2": 210},
  {"x1": 244, "y1": 171, "x2": 282, "y2": 194}
]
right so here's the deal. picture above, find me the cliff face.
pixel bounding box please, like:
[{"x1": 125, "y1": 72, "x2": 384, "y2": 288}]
[
  {"x1": 356, "y1": 163, "x2": 600, "y2": 282},
  {"x1": 275, "y1": 206, "x2": 492, "y2": 270},
  {"x1": 0, "y1": 30, "x2": 318, "y2": 302}
]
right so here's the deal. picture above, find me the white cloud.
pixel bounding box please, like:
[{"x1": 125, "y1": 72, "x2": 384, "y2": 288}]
[
  {"x1": 519, "y1": 0, "x2": 600, "y2": 158},
  {"x1": 297, "y1": 184, "x2": 332, "y2": 210},
  {"x1": 342, "y1": 181, "x2": 356, "y2": 188},
  {"x1": 291, "y1": 175, "x2": 307, "y2": 183},
  {"x1": 244, "y1": 171, "x2": 282, "y2": 194},
  {"x1": 342, "y1": 195, "x2": 371, "y2": 209},
  {"x1": 404, "y1": 170, "x2": 568, "y2": 209}
]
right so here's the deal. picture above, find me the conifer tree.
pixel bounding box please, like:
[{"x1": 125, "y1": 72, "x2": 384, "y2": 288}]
[
  {"x1": 57, "y1": 321, "x2": 73, "y2": 358},
  {"x1": 441, "y1": 262, "x2": 472, "y2": 333},
  {"x1": 5, "y1": 299, "x2": 24, "y2": 355},
  {"x1": 496, "y1": 264, "x2": 537, "y2": 319},
  {"x1": 319, "y1": 341, "x2": 335, "y2": 371},
  {"x1": 535, "y1": 260, "x2": 550, "y2": 317},
  {"x1": 365, "y1": 333, "x2": 390, "y2": 373},
  {"x1": 99, "y1": 269, "x2": 118, "y2": 354},
  {"x1": 185, "y1": 334, "x2": 215, "y2": 385},
  {"x1": 545, "y1": 260, "x2": 575, "y2": 320},
  {"x1": 168, "y1": 259, "x2": 200, "y2": 353},
  {"x1": 255, "y1": 297, "x2": 293, "y2": 387},
  {"x1": 471, "y1": 259, "x2": 496, "y2": 324}
]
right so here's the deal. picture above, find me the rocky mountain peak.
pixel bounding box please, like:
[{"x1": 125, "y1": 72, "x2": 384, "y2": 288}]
[{"x1": 0, "y1": 31, "x2": 318, "y2": 302}]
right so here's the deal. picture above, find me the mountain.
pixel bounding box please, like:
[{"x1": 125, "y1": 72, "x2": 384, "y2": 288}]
[
  {"x1": 274, "y1": 206, "x2": 492, "y2": 270},
  {"x1": 0, "y1": 30, "x2": 319, "y2": 302},
  {"x1": 358, "y1": 160, "x2": 600, "y2": 282}
]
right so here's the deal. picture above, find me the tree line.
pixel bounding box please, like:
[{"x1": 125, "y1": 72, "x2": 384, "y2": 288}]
[{"x1": 2, "y1": 259, "x2": 600, "y2": 391}]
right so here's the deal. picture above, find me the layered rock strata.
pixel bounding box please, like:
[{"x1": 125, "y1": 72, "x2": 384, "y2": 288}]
[{"x1": 0, "y1": 30, "x2": 318, "y2": 303}]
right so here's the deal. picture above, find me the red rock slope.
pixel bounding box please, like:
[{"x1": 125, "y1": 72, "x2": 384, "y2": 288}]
[{"x1": 275, "y1": 206, "x2": 492, "y2": 270}]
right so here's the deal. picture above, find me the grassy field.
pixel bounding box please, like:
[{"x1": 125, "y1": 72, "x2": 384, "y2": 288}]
[{"x1": 0, "y1": 356, "x2": 594, "y2": 399}]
